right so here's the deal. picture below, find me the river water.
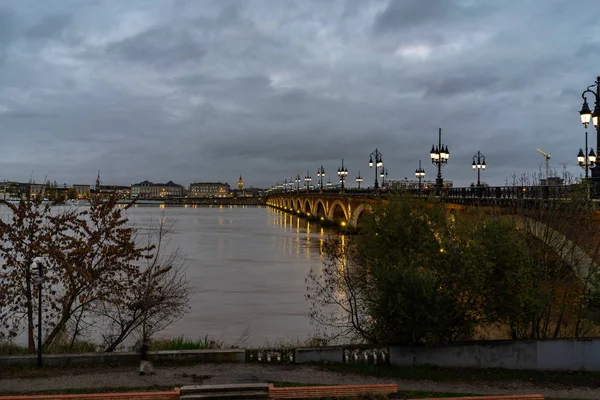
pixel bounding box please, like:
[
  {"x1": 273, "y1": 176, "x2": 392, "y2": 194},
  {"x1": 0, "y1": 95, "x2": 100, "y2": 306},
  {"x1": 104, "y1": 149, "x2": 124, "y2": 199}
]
[{"x1": 122, "y1": 205, "x2": 328, "y2": 347}]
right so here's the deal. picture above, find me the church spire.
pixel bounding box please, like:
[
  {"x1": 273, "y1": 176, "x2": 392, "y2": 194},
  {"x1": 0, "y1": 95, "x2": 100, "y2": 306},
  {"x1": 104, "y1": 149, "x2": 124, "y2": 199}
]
[{"x1": 238, "y1": 175, "x2": 244, "y2": 191}]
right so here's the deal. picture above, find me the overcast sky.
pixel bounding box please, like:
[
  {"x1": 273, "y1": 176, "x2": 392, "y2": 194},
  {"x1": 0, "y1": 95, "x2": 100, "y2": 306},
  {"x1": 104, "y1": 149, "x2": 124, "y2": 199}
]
[{"x1": 0, "y1": 0, "x2": 599, "y2": 188}]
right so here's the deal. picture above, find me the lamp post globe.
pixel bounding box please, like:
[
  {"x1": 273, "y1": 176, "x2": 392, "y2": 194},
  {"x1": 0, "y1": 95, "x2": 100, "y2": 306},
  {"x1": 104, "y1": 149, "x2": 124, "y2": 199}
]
[
  {"x1": 430, "y1": 128, "x2": 449, "y2": 196},
  {"x1": 415, "y1": 160, "x2": 425, "y2": 192},
  {"x1": 337, "y1": 159, "x2": 348, "y2": 193},
  {"x1": 356, "y1": 171, "x2": 363, "y2": 190},
  {"x1": 368, "y1": 149, "x2": 383, "y2": 190}
]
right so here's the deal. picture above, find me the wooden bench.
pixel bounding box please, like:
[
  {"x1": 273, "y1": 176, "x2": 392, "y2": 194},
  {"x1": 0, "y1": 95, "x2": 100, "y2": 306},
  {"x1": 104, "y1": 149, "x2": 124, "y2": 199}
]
[{"x1": 268, "y1": 384, "x2": 398, "y2": 399}]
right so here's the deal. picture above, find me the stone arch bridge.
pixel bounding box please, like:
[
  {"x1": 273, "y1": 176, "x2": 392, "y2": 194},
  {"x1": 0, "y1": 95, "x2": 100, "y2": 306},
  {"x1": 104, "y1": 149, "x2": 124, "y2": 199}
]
[
  {"x1": 266, "y1": 191, "x2": 600, "y2": 274},
  {"x1": 266, "y1": 193, "x2": 387, "y2": 227}
]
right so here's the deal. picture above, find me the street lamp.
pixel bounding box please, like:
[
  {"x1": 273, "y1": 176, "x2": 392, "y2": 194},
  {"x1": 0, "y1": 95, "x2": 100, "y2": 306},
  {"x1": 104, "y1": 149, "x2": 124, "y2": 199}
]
[
  {"x1": 31, "y1": 257, "x2": 45, "y2": 368},
  {"x1": 368, "y1": 149, "x2": 383, "y2": 190},
  {"x1": 326, "y1": 178, "x2": 332, "y2": 189},
  {"x1": 379, "y1": 167, "x2": 388, "y2": 188},
  {"x1": 579, "y1": 76, "x2": 600, "y2": 182},
  {"x1": 356, "y1": 171, "x2": 363, "y2": 189},
  {"x1": 337, "y1": 159, "x2": 348, "y2": 193},
  {"x1": 304, "y1": 170, "x2": 312, "y2": 193},
  {"x1": 295, "y1": 174, "x2": 301, "y2": 194},
  {"x1": 430, "y1": 128, "x2": 450, "y2": 196},
  {"x1": 471, "y1": 151, "x2": 486, "y2": 187},
  {"x1": 577, "y1": 131, "x2": 597, "y2": 178},
  {"x1": 415, "y1": 160, "x2": 425, "y2": 191},
  {"x1": 317, "y1": 166, "x2": 325, "y2": 192}
]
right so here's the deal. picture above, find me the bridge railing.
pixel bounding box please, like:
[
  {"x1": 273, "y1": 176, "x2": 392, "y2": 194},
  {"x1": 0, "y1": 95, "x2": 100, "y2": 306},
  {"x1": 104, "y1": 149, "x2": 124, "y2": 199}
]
[
  {"x1": 267, "y1": 185, "x2": 582, "y2": 200},
  {"x1": 444, "y1": 185, "x2": 574, "y2": 200}
]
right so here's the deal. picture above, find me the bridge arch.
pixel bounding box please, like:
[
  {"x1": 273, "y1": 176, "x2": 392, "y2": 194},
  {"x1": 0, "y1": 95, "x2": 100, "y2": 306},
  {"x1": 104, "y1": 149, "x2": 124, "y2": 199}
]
[
  {"x1": 314, "y1": 199, "x2": 327, "y2": 219},
  {"x1": 295, "y1": 199, "x2": 301, "y2": 211},
  {"x1": 328, "y1": 199, "x2": 349, "y2": 221},
  {"x1": 304, "y1": 199, "x2": 312, "y2": 215},
  {"x1": 350, "y1": 203, "x2": 373, "y2": 228}
]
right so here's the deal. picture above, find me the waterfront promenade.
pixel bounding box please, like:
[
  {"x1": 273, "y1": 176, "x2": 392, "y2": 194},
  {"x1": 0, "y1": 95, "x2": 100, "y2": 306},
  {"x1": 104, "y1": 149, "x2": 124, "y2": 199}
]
[{"x1": 0, "y1": 362, "x2": 597, "y2": 399}]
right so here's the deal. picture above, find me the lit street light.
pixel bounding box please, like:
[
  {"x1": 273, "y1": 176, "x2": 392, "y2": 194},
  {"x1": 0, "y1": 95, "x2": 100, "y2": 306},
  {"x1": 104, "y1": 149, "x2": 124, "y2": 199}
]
[
  {"x1": 430, "y1": 128, "x2": 450, "y2": 196},
  {"x1": 579, "y1": 76, "x2": 600, "y2": 183},
  {"x1": 317, "y1": 166, "x2": 325, "y2": 192},
  {"x1": 379, "y1": 167, "x2": 388, "y2": 188},
  {"x1": 368, "y1": 149, "x2": 383, "y2": 190},
  {"x1": 304, "y1": 170, "x2": 312, "y2": 193},
  {"x1": 415, "y1": 160, "x2": 425, "y2": 191},
  {"x1": 337, "y1": 159, "x2": 348, "y2": 193},
  {"x1": 295, "y1": 174, "x2": 301, "y2": 194},
  {"x1": 356, "y1": 171, "x2": 363, "y2": 189},
  {"x1": 471, "y1": 151, "x2": 486, "y2": 187},
  {"x1": 577, "y1": 131, "x2": 597, "y2": 178}
]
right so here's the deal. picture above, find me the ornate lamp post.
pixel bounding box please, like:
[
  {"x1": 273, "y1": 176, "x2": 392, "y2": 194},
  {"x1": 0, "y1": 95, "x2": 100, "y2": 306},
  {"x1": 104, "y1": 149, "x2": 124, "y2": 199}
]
[
  {"x1": 579, "y1": 76, "x2": 600, "y2": 183},
  {"x1": 471, "y1": 151, "x2": 486, "y2": 187},
  {"x1": 368, "y1": 149, "x2": 383, "y2": 190},
  {"x1": 295, "y1": 174, "x2": 301, "y2": 194},
  {"x1": 304, "y1": 170, "x2": 312, "y2": 193},
  {"x1": 337, "y1": 159, "x2": 348, "y2": 193},
  {"x1": 430, "y1": 128, "x2": 450, "y2": 196},
  {"x1": 379, "y1": 167, "x2": 388, "y2": 188},
  {"x1": 415, "y1": 160, "x2": 425, "y2": 191},
  {"x1": 577, "y1": 131, "x2": 597, "y2": 178},
  {"x1": 317, "y1": 166, "x2": 325, "y2": 192},
  {"x1": 356, "y1": 171, "x2": 363, "y2": 189}
]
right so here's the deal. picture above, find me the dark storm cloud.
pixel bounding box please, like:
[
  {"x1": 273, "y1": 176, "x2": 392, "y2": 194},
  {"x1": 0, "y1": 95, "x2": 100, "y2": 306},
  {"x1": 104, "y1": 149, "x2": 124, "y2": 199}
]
[{"x1": 0, "y1": 0, "x2": 599, "y2": 188}]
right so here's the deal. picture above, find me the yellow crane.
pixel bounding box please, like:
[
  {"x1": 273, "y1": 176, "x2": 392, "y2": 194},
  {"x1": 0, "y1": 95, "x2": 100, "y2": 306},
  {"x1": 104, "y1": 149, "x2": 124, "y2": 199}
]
[{"x1": 536, "y1": 149, "x2": 551, "y2": 179}]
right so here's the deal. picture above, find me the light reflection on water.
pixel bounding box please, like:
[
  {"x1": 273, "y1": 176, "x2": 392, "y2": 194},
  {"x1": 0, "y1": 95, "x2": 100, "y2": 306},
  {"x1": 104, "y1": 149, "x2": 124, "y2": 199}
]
[
  {"x1": 0, "y1": 204, "x2": 340, "y2": 347},
  {"x1": 124, "y1": 205, "x2": 333, "y2": 346}
]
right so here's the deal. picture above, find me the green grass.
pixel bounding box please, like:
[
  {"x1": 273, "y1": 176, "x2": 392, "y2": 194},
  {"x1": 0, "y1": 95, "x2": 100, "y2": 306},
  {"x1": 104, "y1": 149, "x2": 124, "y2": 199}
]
[
  {"x1": 0, "y1": 339, "x2": 96, "y2": 355},
  {"x1": 320, "y1": 363, "x2": 600, "y2": 388},
  {"x1": 149, "y1": 335, "x2": 222, "y2": 351}
]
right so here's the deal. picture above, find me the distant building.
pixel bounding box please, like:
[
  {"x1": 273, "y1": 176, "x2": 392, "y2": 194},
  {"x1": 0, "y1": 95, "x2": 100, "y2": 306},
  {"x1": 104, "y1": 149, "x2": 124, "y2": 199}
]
[
  {"x1": 238, "y1": 175, "x2": 244, "y2": 191},
  {"x1": 73, "y1": 184, "x2": 91, "y2": 199},
  {"x1": 189, "y1": 182, "x2": 230, "y2": 198},
  {"x1": 98, "y1": 185, "x2": 131, "y2": 199},
  {"x1": 29, "y1": 184, "x2": 46, "y2": 198},
  {"x1": 131, "y1": 180, "x2": 184, "y2": 199}
]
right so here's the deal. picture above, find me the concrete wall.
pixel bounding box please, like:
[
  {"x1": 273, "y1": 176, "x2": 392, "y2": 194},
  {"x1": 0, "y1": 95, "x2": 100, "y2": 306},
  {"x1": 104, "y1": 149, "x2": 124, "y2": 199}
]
[
  {"x1": 5, "y1": 339, "x2": 600, "y2": 371},
  {"x1": 294, "y1": 347, "x2": 343, "y2": 363},
  {"x1": 390, "y1": 338, "x2": 600, "y2": 371}
]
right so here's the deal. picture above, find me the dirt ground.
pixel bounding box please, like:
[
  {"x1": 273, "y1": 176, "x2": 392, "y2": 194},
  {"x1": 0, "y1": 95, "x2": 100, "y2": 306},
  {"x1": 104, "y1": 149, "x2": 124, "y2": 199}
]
[{"x1": 1, "y1": 363, "x2": 599, "y2": 399}]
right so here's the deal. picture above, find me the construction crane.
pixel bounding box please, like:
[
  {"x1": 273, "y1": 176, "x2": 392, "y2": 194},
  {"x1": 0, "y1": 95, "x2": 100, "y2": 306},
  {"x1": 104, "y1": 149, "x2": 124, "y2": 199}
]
[{"x1": 536, "y1": 149, "x2": 551, "y2": 179}]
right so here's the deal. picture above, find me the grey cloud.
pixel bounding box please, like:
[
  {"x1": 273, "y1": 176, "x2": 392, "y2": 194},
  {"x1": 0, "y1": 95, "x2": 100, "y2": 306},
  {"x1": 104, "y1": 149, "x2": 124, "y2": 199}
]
[
  {"x1": 106, "y1": 25, "x2": 206, "y2": 67},
  {"x1": 373, "y1": 0, "x2": 492, "y2": 34},
  {"x1": 423, "y1": 74, "x2": 499, "y2": 97},
  {"x1": 0, "y1": 0, "x2": 598, "y2": 188},
  {"x1": 26, "y1": 13, "x2": 72, "y2": 40},
  {"x1": 0, "y1": 8, "x2": 16, "y2": 63}
]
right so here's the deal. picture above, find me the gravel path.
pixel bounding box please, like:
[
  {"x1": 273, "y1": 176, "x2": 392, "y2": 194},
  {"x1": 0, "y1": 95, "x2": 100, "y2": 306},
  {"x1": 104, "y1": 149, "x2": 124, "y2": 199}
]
[{"x1": 1, "y1": 363, "x2": 599, "y2": 399}]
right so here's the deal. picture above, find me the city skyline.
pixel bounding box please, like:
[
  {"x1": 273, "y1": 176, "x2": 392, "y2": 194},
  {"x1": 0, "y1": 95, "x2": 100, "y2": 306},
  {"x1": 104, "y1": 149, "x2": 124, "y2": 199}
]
[{"x1": 0, "y1": 1, "x2": 599, "y2": 187}]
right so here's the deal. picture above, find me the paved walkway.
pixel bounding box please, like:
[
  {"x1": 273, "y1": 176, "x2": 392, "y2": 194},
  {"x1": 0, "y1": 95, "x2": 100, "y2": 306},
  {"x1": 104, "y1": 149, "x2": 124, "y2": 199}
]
[{"x1": 1, "y1": 363, "x2": 599, "y2": 399}]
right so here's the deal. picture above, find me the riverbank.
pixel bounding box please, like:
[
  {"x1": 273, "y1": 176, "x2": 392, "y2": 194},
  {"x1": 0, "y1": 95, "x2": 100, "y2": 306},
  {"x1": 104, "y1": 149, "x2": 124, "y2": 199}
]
[{"x1": 0, "y1": 362, "x2": 596, "y2": 399}]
